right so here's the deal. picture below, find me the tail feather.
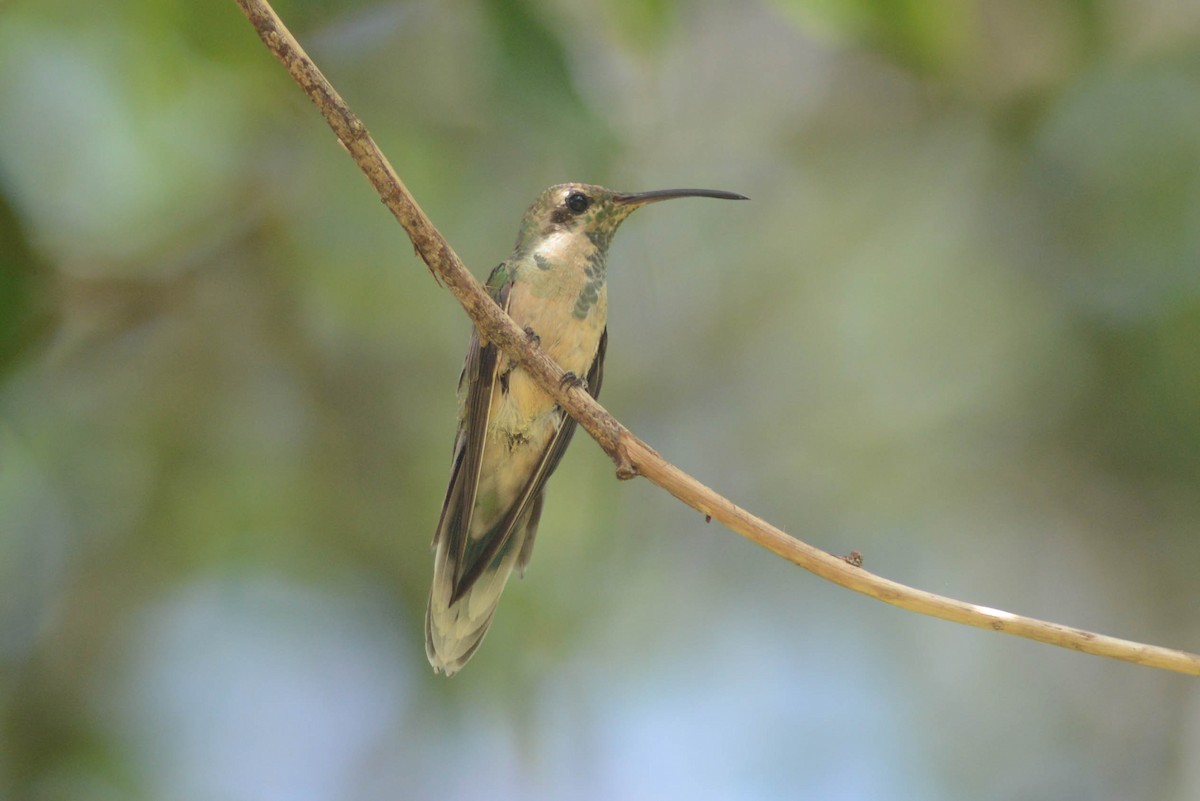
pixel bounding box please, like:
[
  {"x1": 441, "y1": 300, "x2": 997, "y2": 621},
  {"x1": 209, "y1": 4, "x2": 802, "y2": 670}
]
[{"x1": 425, "y1": 510, "x2": 536, "y2": 676}]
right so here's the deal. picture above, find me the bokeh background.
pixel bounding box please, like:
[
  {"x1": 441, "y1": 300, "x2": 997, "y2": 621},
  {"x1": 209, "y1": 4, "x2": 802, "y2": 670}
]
[{"x1": 2, "y1": 0, "x2": 1199, "y2": 799}]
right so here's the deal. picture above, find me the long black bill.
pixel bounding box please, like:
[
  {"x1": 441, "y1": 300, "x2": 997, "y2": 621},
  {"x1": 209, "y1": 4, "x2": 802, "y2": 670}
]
[{"x1": 612, "y1": 188, "x2": 749, "y2": 206}]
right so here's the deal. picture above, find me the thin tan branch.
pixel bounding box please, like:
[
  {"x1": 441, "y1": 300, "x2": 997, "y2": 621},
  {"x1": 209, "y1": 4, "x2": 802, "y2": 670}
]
[{"x1": 234, "y1": 0, "x2": 1200, "y2": 677}]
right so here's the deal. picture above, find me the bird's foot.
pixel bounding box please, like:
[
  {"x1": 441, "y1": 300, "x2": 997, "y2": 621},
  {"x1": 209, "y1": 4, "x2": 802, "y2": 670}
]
[
  {"x1": 523, "y1": 326, "x2": 541, "y2": 347},
  {"x1": 559, "y1": 371, "x2": 586, "y2": 390}
]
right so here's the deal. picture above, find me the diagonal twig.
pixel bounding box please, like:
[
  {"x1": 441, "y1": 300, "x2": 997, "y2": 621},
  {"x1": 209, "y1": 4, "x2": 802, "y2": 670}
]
[{"x1": 233, "y1": 0, "x2": 1200, "y2": 677}]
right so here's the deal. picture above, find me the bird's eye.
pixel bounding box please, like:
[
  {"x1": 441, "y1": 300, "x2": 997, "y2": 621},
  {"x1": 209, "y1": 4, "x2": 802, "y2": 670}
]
[{"x1": 565, "y1": 192, "x2": 590, "y2": 214}]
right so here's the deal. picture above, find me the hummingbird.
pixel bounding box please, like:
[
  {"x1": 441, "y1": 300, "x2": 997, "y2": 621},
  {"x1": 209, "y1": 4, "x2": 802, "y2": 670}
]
[{"x1": 425, "y1": 182, "x2": 747, "y2": 675}]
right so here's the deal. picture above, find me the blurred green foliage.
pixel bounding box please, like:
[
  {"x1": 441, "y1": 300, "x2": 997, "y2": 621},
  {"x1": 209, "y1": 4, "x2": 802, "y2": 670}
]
[
  {"x1": 1, "y1": 1, "x2": 1199, "y2": 800},
  {"x1": 0, "y1": 194, "x2": 46, "y2": 375}
]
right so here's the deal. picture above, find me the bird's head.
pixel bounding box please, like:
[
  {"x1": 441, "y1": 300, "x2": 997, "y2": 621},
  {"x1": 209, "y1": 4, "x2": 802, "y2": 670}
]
[{"x1": 513, "y1": 182, "x2": 746, "y2": 257}]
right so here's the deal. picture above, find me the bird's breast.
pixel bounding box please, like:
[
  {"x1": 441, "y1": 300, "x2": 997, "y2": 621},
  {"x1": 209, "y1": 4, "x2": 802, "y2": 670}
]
[
  {"x1": 509, "y1": 257, "x2": 607, "y2": 372},
  {"x1": 490, "y1": 260, "x2": 607, "y2": 435}
]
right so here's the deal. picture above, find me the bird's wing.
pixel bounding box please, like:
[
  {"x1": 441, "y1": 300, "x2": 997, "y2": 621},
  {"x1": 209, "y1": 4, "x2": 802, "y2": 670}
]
[
  {"x1": 446, "y1": 327, "x2": 608, "y2": 603},
  {"x1": 432, "y1": 266, "x2": 512, "y2": 558}
]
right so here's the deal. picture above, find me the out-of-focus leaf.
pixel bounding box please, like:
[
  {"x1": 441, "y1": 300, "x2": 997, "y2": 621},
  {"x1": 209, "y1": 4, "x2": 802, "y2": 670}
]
[
  {"x1": 771, "y1": 0, "x2": 973, "y2": 75},
  {"x1": 485, "y1": 0, "x2": 589, "y2": 112},
  {"x1": 482, "y1": 0, "x2": 617, "y2": 160},
  {"x1": 606, "y1": 0, "x2": 675, "y2": 53},
  {"x1": 1032, "y1": 62, "x2": 1200, "y2": 321},
  {"x1": 0, "y1": 193, "x2": 49, "y2": 375},
  {"x1": 0, "y1": 19, "x2": 256, "y2": 277}
]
